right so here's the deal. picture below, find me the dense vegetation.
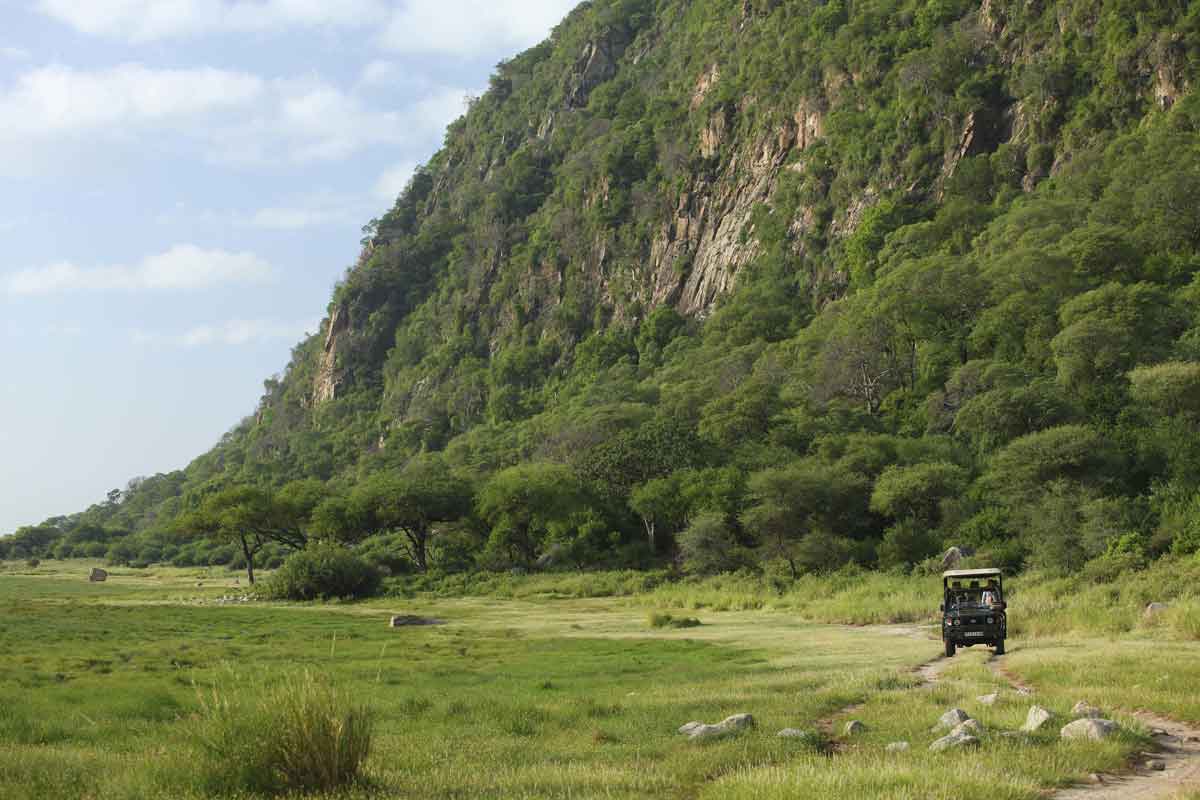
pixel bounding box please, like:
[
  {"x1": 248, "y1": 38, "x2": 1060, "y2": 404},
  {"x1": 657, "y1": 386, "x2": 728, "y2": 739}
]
[{"x1": 8, "y1": 0, "x2": 1200, "y2": 588}]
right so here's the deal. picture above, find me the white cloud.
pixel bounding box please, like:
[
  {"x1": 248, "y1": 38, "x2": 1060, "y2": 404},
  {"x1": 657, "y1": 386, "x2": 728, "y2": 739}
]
[
  {"x1": 38, "y1": 0, "x2": 387, "y2": 42},
  {"x1": 179, "y1": 318, "x2": 318, "y2": 346},
  {"x1": 359, "y1": 59, "x2": 397, "y2": 87},
  {"x1": 379, "y1": 0, "x2": 577, "y2": 56},
  {"x1": 0, "y1": 63, "x2": 471, "y2": 169},
  {"x1": 5, "y1": 245, "x2": 273, "y2": 295},
  {"x1": 375, "y1": 160, "x2": 418, "y2": 202},
  {"x1": 0, "y1": 63, "x2": 262, "y2": 141}
]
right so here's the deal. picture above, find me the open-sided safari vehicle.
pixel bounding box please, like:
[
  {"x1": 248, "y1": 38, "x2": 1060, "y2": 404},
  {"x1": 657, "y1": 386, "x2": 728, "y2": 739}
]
[{"x1": 941, "y1": 568, "x2": 1006, "y2": 657}]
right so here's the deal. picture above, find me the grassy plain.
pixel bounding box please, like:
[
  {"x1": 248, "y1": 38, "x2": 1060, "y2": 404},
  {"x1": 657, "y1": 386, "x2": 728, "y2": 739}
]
[{"x1": 1, "y1": 560, "x2": 1197, "y2": 798}]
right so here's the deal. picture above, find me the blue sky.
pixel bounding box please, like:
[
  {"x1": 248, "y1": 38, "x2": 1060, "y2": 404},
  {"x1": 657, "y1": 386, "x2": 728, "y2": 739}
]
[{"x1": 0, "y1": 0, "x2": 579, "y2": 533}]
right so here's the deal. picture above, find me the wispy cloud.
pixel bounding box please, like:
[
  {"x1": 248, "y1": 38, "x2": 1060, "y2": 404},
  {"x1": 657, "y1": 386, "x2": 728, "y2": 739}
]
[
  {"x1": 6, "y1": 245, "x2": 273, "y2": 295},
  {"x1": 379, "y1": 0, "x2": 576, "y2": 56},
  {"x1": 0, "y1": 63, "x2": 472, "y2": 170},
  {"x1": 133, "y1": 318, "x2": 320, "y2": 347},
  {"x1": 0, "y1": 46, "x2": 31, "y2": 60},
  {"x1": 37, "y1": 0, "x2": 387, "y2": 43}
]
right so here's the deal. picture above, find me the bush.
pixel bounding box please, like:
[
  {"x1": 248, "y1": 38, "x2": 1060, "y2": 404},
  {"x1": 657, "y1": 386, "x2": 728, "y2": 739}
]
[
  {"x1": 25, "y1": 558, "x2": 40, "y2": 568},
  {"x1": 192, "y1": 670, "x2": 373, "y2": 796},
  {"x1": 261, "y1": 544, "x2": 382, "y2": 601}
]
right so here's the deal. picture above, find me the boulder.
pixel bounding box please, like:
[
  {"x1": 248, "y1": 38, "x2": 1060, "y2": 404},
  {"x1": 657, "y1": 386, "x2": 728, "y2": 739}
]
[
  {"x1": 1061, "y1": 718, "x2": 1118, "y2": 741},
  {"x1": 952, "y1": 719, "x2": 986, "y2": 738},
  {"x1": 844, "y1": 720, "x2": 867, "y2": 735},
  {"x1": 930, "y1": 731, "x2": 981, "y2": 752},
  {"x1": 389, "y1": 615, "x2": 443, "y2": 627},
  {"x1": 935, "y1": 708, "x2": 972, "y2": 731},
  {"x1": 1072, "y1": 701, "x2": 1103, "y2": 719},
  {"x1": 1147, "y1": 759, "x2": 1167, "y2": 771},
  {"x1": 885, "y1": 741, "x2": 910, "y2": 752},
  {"x1": 89, "y1": 568, "x2": 108, "y2": 583},
  {"x1": 679, "y1": 713, "x2": 755, "y2": 741},
  {"x1": 976, "y1": 692, "x2": 999, "y2": 706},
  {"x1": 941, "y1": 547, "x2": 964, "y2": 569},
  {"x1": 1021, "y1": 705, "x2": 1054, "y2": 733},
  {"x1": 1144, "y1": 602, "x2": 1170, "y2": 620}
]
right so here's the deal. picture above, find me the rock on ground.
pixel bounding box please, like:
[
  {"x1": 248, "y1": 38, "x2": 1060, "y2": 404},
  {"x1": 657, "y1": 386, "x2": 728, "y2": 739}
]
[
  {"x1": 844, "y1": 720, "x2": 866, "y2": 735},
  {"x1": 1022, "y1": 705, "x2": 1054, "y2": 733},
  {"x1": 930, "y1": 731, "x2": 981, "y2": 752},
  {"x1": 389, "y1": 615, "x2": 443, "y2": 627},
  {"x1": 935, "y1": 708, "x2": 972, "y2": 731},
  {"x1": 952, "y1": 719, "x2": 986, "y2": 738},
  {"x1": 885, "y1": 741, "x2": 910, "y2": 752},
  {"x1": 679, "y1": 713, "x2": 755, "y2": 741},
  {"x1": 1144, "y1": 602, "x2": 1170, "y2": 620},
  {"x1": 1061, "y1": 718, "x2": 1119, "y2": 741},
  {"x1": 1072, "y1": 701, "x2": 1103, "y2": 718},
  {"x1": 977, "y1": 692, "x2": 999, "y2": 705}
]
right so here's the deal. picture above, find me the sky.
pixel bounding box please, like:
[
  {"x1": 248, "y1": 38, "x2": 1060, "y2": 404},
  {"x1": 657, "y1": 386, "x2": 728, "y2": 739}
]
[{"x1": 0, "y1": 0, "x2": 579, "y2": 534}]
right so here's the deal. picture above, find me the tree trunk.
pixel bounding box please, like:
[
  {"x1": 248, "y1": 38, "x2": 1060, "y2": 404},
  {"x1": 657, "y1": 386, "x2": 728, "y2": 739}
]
[
  {"x1": 239, "y1": 535, "x2": 256, "y2": 585},
  {"x1": 642, "y1": 517, "x2": 656, "y2": 552}
]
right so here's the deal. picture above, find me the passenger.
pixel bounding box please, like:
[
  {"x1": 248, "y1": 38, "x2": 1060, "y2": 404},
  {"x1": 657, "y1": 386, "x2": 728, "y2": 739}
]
[{"x1": 981, "y1": 581, "x2": 1001, "y2": 606}]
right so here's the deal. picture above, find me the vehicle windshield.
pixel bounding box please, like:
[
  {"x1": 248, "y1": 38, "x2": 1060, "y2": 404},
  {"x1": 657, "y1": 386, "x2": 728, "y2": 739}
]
[{"x1": 946, "y1": 586, "x2": 1002, "y2": 609}]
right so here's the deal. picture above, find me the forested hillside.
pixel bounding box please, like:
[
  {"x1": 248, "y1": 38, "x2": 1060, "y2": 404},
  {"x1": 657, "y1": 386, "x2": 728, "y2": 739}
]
[{"x1": 9, "y1": 0, "x2": 1200, "y2": 584}]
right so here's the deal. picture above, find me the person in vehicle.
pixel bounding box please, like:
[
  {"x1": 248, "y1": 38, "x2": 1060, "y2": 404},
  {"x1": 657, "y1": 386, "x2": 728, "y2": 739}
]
[{"x1": 981, "y1": 580, "x2": 1001, "y2": 606}]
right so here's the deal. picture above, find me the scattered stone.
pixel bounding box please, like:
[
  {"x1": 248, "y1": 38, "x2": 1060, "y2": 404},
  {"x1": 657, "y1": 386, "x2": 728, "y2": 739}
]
[
  {"x1": 679, "y1": 714, "x2": 755, "y2": 741},
  {"x1": 952, "y1": 719, "x2": 986, "y2": 738},
  {"x1": 935, "y1": 708, "x2": 972, "y2": 731},
  {"x1": 1147, "y1": 759, "x2": 1167, "y2": 771},
  {"x1": 1088, "y1": 773, "x2": 1105, "y2": 784},
  {"x1": 1144, "y1": 602, "x2": 1170, "y2": 620},
  {"x1": 941, "y1": 547, "x2": 965, "y2": 569},
  {"x1": 88, "y1": 568, "x2": 108, "y2": 583},
  {"x1": 1021, "y1": 705, "x2": 1054, "y2": 733},
  {"x1": 1061, "y1": 718, "x2": 1118, "y2": 741},
  {"x1": 885, "y1": 741, "x2": 910, "y2": 752},
  {"x1": 1016, "y1": 686, "x2": 1035, "y2": 696},
  {"x1": 930, "y1": 731, "x2": 981, "y2": 752},
  {"x1": 977, "y1": 692, "x2": 999, "y2": 706},
  {"x1": 389, "y1": 615, "x2": 443, "y2": 627},
  {"x1": 844, "y1": 720, "x2": 867, "y2": 735},
  {"x1": 1072, "y1": 701, "x2": 1103, "y2": 719}
]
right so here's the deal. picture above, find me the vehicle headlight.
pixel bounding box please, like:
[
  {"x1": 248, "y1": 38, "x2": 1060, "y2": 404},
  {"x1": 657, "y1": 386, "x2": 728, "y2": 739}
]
[
  {"x1": 987, "y1": 617, "x2": 994, "y2": 624},
  {"x1": 953, "y1": 619, "x2": 960, "y2": 626}
]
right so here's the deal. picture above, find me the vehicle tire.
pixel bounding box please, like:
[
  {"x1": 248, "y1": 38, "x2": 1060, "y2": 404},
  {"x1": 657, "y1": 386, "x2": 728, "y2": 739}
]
[
  {"x1": 994, "y1": 640, "x2": 1005, "y2": 655},
  {"x1": 945, "y1": 640, "x2": 955, "y2": 658}
]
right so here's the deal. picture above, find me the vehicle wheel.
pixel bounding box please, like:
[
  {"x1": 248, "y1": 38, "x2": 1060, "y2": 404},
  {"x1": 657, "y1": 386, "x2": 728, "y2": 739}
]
[
  {"x1": 994, "y1": 640, "x2": 1005, "y2": 656},
  {"x1": 945, "y1": 640, "x2": 955, "y2": 658}
]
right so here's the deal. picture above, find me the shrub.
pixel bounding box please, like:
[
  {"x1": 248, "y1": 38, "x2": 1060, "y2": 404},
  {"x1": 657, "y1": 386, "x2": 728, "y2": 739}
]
[
  {"x1": 261, "y1": 544, "x2": 381, "y2": 601},
  {"x1": 25, "y1": 558, "x2": 40, "y2": 569},
  {"x1": 192, "y1": 670, "x2": 373, "y2": 796}
]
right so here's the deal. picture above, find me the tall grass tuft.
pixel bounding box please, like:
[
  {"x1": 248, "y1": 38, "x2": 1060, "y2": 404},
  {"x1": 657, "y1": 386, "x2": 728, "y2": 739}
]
[{"x1": 191, "y1": 670, "x2": 373, "y2": 796}]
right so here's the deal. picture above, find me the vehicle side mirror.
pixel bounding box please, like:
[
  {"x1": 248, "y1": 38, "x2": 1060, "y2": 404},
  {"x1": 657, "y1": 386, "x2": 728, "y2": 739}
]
[{"x1": 939, "y1": 603, "x2": 944, "y2": 612}]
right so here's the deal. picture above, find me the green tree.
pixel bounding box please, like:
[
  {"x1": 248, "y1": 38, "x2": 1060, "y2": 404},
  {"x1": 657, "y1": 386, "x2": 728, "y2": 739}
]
[{"x1": 477, "y1": 463, "x2": 585, "y2": 567}]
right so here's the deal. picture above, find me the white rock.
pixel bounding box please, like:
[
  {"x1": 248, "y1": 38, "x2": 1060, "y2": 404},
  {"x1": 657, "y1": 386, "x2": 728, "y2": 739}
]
[
  {"x1": 1072, "y1": 701, "x2": 1103, "y2": 719},
  {"x1": 952, "y1": 719, "x2": 985, "y2": 737},
  {"x1": 680, "y1": 713, "x2": 755, "y2": 740},
  {"x1": 977, "y1": 692, "x2": 999, "y2": 705},
  {"x1": 1021, "y1": 705, "x2": 1054, "y2": 733},
  {"x1": 935, "y1": 708, "x2": 972, "y2": 731},
  {"x1": 844, "y1": 720, "x2": 866, "y2": 735},
  {"x1": 930, "y1": 731, "x2": 980, "y2": 752},
  {"x1": 1061, "y1": 718, "x2": 1118, "y2": 741},
  {"x1": 885, "y1": 741, "x2": 910, "y2": 752},
  {"x1": 678, "y1": 721, "x2": 705, "y2": 735}
]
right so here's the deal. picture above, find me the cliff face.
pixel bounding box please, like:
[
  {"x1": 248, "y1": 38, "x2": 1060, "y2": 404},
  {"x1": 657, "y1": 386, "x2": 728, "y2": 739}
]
[{"x1": 51, "y1": 0, "x2": 1197, "y2": 533}]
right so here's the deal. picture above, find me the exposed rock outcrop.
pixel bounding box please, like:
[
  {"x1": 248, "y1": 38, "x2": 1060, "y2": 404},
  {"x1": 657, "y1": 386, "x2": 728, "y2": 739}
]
[{"x1": 313, "y1": 304, "x2": 350, "y2": 404}]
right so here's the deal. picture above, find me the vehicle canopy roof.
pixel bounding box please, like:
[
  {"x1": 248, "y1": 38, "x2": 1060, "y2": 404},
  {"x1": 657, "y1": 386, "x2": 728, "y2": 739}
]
[{"x1": 942, "y1": 568, "x2": 1002, "y2": 580}]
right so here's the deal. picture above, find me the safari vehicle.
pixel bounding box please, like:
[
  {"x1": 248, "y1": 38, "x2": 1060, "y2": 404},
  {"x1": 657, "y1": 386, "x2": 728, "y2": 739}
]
[{"x1": 941, "y1": 568, "x2": 1006, "y2": 657}]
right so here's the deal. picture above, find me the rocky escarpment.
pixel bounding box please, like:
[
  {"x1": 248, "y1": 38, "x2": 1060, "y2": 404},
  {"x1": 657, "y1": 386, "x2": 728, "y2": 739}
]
[{"x1": 313, "y1": 303, "x2": 349, "y2": 404}]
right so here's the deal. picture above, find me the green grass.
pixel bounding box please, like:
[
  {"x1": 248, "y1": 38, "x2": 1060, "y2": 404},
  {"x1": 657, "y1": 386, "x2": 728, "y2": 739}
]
[{"x1": 2, "y1": 562, "x2": 1198, "y2": 798}]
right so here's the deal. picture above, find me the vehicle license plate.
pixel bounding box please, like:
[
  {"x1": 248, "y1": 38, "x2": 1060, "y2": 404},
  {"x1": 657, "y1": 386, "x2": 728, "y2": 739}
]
[{"x1": 965, "y1": 631, "x2": 984, "y2": 637}]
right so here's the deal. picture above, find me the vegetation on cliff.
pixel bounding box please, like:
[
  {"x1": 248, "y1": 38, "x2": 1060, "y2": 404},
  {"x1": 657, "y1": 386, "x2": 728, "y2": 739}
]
[{"x1": 8, "y1": 0, "x2": 1200, "y2": 585}]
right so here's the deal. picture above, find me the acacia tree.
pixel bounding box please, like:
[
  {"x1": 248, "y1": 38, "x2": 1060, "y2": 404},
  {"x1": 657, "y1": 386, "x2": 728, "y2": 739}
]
[
  {"x1": 176, "y1": 480, "x2": 327, "y2": 584},
  {"x1": 629, "y1": 475, "x2": 685, "y2": 553},
  {"x1": 477, "y1": 463, "x2": 584, "y2": 567},
  {"x1": 342, "y1": 455, "x2": 473, "y2": 572}
]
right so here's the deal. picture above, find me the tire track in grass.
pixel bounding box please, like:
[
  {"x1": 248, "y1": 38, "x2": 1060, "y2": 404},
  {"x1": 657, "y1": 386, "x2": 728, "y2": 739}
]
[{"x1": 985, "y1": 656, "x2": 1200, "y2": 800}]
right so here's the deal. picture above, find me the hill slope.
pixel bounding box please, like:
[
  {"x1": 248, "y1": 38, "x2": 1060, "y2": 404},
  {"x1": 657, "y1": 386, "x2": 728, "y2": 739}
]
[{"x1": 9, "y1": 0, "x2": 1200, "y2": 578}]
